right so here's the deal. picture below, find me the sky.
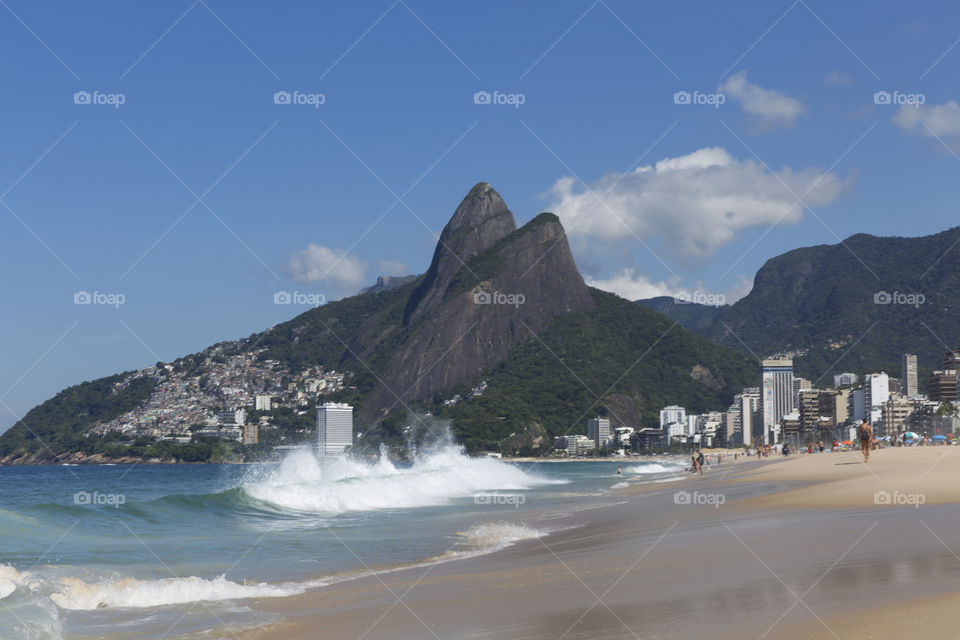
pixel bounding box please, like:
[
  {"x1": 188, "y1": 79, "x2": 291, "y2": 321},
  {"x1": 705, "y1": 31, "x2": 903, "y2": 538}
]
[{"x1": 3, "y1": 0, "x2": 960, "y2": 432}]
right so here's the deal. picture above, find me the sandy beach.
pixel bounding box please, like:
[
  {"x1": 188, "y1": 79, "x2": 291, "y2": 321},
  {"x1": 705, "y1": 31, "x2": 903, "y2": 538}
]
[{"x1": 236, "y1": 447, "x2": 960, "y2": 640}]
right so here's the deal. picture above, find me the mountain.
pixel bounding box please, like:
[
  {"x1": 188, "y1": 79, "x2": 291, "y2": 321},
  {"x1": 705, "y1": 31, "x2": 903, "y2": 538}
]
[
  {"x1": 638, "y1": 227, "x2": 960, "y2": 382},
  {"x1": 637, "y1": 296, "x2": 722, "y2": 335},
  {"x1": 0, "y1": 183, "x2": 756, "y2": 462},
  {"x1": 360, "y1": 275, "x2": 418, "y2": 295}
]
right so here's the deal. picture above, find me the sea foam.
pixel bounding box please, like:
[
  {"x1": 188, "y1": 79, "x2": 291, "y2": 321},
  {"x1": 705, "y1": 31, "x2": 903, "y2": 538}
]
[{"x1": 242, "y1": 444, "x2": 559, "y2": 514}]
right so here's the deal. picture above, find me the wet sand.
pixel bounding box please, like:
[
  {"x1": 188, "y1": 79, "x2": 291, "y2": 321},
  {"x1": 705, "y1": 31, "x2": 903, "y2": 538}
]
[{"x1": 237, "y1": 447, "x2": 960, "y2": 640}]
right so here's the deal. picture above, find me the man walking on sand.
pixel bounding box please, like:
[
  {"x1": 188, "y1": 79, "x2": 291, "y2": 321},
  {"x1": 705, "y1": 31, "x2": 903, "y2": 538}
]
[{"x1": 858, "y1": 419, "x2": 873, "y2": 463}]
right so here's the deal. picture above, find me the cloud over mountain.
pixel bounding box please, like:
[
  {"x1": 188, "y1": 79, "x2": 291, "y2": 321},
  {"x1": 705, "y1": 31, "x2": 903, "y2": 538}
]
[{"x1": 548, "y1": 146, "x2": 848, "y2": 264}]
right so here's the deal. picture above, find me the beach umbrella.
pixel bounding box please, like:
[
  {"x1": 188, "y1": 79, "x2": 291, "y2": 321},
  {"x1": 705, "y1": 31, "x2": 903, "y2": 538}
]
[
  {"x1": 841, "y1": 440, "x2": 853, "y2": 445},
  {"x1": 903, "y1": 432, "x2": 919, "y2": 439}
]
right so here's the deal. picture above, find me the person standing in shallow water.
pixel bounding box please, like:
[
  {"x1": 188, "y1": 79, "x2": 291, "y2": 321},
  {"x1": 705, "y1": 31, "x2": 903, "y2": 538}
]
[{"x1": 858, "y1": 420, "x2": 873, "y2": 463}]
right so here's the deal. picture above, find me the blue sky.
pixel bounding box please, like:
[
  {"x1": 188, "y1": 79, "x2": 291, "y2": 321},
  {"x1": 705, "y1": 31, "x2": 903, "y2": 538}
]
[{"x1": 3, "y1": 0, "x2": 960, "y2": 431}]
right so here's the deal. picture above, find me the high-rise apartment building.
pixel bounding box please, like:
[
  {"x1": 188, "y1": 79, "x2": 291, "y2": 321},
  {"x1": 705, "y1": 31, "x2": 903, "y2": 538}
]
[
  {"x1": 762, "y1": 359, "x2": 794, "y2": 445},
  {"x1": 317, "y1": 402, "x2": 354, "y2": 456},
  {"x1": 901, "y1": 354, "x2": 918, "y2": 397},
  {"x1": 587, "y1": 417, "x2": 611, "y2": 450}
]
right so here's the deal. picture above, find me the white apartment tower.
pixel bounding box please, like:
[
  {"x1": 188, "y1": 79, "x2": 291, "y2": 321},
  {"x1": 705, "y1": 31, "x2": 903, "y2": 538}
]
[
  {"x1": 761, "y1": 359, "x2": 794, "y2": 445},
  {"x1": 901, "y1": 354, "x2": 918, "y2": 398},
  {"x1": 317, "y1": 402, "x2": 354, "y2": 456},
  {"x1": 587, "y1": 417, "x2": 611, "y2": 450}
]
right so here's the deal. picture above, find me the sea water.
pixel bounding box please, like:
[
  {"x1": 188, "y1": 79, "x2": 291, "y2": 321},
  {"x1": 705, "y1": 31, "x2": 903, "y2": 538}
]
[{"x1": 0, "y1": 443, "x2": 686, "y2": 639}]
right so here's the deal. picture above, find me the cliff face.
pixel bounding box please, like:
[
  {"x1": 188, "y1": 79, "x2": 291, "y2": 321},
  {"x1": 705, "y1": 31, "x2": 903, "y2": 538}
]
[
  {"x1": 404, "y1": 183, "x2": 517, "y2": 325},
  {"x1": 360, "y1": 199, "x2": 594, "y2": 421},
  {"x1": 639, "y1": 226, "x2": 960, "y2": 378}
]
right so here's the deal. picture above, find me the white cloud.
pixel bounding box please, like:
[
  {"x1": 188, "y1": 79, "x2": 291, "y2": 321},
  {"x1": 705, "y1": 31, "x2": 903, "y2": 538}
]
[
  {"x1": 287, "y1": 244, "x2": 368, "y2": 290},
  {"x1": 375, "y1": 259, "x2": 410, "y2": 275},
  {"x1": 549, "y1": 146, "x2": 847, "y2": 263},
  {"x1": 585, "y1": 269, "x2": 679, "y2": 300},
  {"x1": 893, "y1": 101, "x2": 960, "y2": 138},
  {"x1": 720, "y1": 71, "x2": 804, "y2": 129},
  {"x1": 586, "y1": 269, "x2": 754, "y2": 306},
  {"x1": 824, "y1": 70, "x2": 853, "y2": 86}
]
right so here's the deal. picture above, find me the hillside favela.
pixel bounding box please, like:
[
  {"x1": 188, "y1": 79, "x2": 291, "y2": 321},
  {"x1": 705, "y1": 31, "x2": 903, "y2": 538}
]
[{"x1": 4, "y1": 3, "x2": 960, "y2": 640}]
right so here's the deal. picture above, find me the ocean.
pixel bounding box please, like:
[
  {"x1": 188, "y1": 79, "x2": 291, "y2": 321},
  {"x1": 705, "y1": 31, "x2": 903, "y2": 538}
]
[{"x1": 0, "y1": 441, "x2": 688, "y2": 639}]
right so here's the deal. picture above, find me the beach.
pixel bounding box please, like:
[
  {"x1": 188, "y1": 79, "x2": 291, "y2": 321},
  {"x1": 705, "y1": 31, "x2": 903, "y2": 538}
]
[{"x1": 237, "y1": 447, "x2": 960, "y2": 640}]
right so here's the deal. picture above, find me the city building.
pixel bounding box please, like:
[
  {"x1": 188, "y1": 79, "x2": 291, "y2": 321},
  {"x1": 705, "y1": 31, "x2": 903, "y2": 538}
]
[
  {"x1": 565, "y1": 435, "x2": 595, "y2": 456},
  {"x1": 665, "y1": 423, "x2": 688, "y2": 445},
  {"x1": 833, "y1": 388, "x2": 850, "y2": 425},
  {"x1": 792, "y1": 377, "x2": 812, "y2": 410},
  {"x1": 928, "y1": 370, "x2": 958, "y2": 403},
  {"x1": 864, "y1": 373, "x2": 890, "y2": 425},
  {"x1": 317, "y1": 402, "x2": 354, "y2": 456},
  {"x1": 659, "y1": 406, "x2": 686, "y2": 429},
  {"x1": 255, "y1": 394, "x2": 272, "y2": 411},
  {"x1": 723, "y1": 409, "x2": 738, "y2": 446},
  {"x1": 781, "y1": 412, "x2": 801, "y2": 444},
  {"x1": 587, "y1": 417, "x2": 611, "y2": 450},
  {"x1": 216, "y1": 408, "x2": 246, "y2": 426},
  {"x1": 944, "y1": 350, "x2": 960, "y2": 370},
  {"x1": 851, "y1": 388, "x2": 866, "y2": 422},
  {"x1": 798, "y1": 389, "x2": 823, "y2": 433},
  {"x1": 880, "y1": 397, "x2": 914, "y2": 436},
  {"x1": 761, "y1": 358, "x2": 794, "y2": 444},
  {"x1": 686, "y1": 415, "x2": 702, "y2": 436},
  {"x1": 833, "y1": 372, "x2": 859, "y2": 388},
  {"x1": 243, "y1": 423, "x2": 259, "y2": 445},
  {"x1": 740, "y1": 387, "x2": 761, "y2": 447}
]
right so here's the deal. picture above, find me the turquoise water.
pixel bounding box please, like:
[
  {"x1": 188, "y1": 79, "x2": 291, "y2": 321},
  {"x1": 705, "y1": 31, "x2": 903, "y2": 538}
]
[{"x1": 0, "y1": 445, "x2": 686, "y2": 639}]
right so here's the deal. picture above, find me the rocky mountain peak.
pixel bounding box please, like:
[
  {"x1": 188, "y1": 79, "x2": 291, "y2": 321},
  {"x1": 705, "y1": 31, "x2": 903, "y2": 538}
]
[{"x1": 404, "y1": 183, "x2": 516, "y2": 325}]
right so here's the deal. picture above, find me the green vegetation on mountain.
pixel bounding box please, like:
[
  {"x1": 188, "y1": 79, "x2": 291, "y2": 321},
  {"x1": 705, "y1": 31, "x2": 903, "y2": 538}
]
[
  {"x1": 0, "y1": 374, "x2": 154, "y2": 460},
  {"x1": 639, "y1": 227, "x2": 960, "y2": 383},
  {"x1": 430, "y1": 288, "x2": 755, "y2": 452},
  {"x1": 0, "y1": 184, "x2": 762, "y2": 462}
]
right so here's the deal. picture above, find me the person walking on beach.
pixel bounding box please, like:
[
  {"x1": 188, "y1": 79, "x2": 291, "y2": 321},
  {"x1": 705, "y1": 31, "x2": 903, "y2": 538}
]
[
  {"x1": 857, "y1": 420, "x2": 873, "y2": 463},
  {"x1": 697, "y1": 450, "x2": 705, "y2": 475},
  {"x1": 690, "y1": 452, "x2": 700, "y2": 475}
]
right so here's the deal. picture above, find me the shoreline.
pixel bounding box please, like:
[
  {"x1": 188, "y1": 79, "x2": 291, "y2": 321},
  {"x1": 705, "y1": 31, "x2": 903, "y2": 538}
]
[{"x1": 228, "y1": 448, "x2": 960, "y2": 640}]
